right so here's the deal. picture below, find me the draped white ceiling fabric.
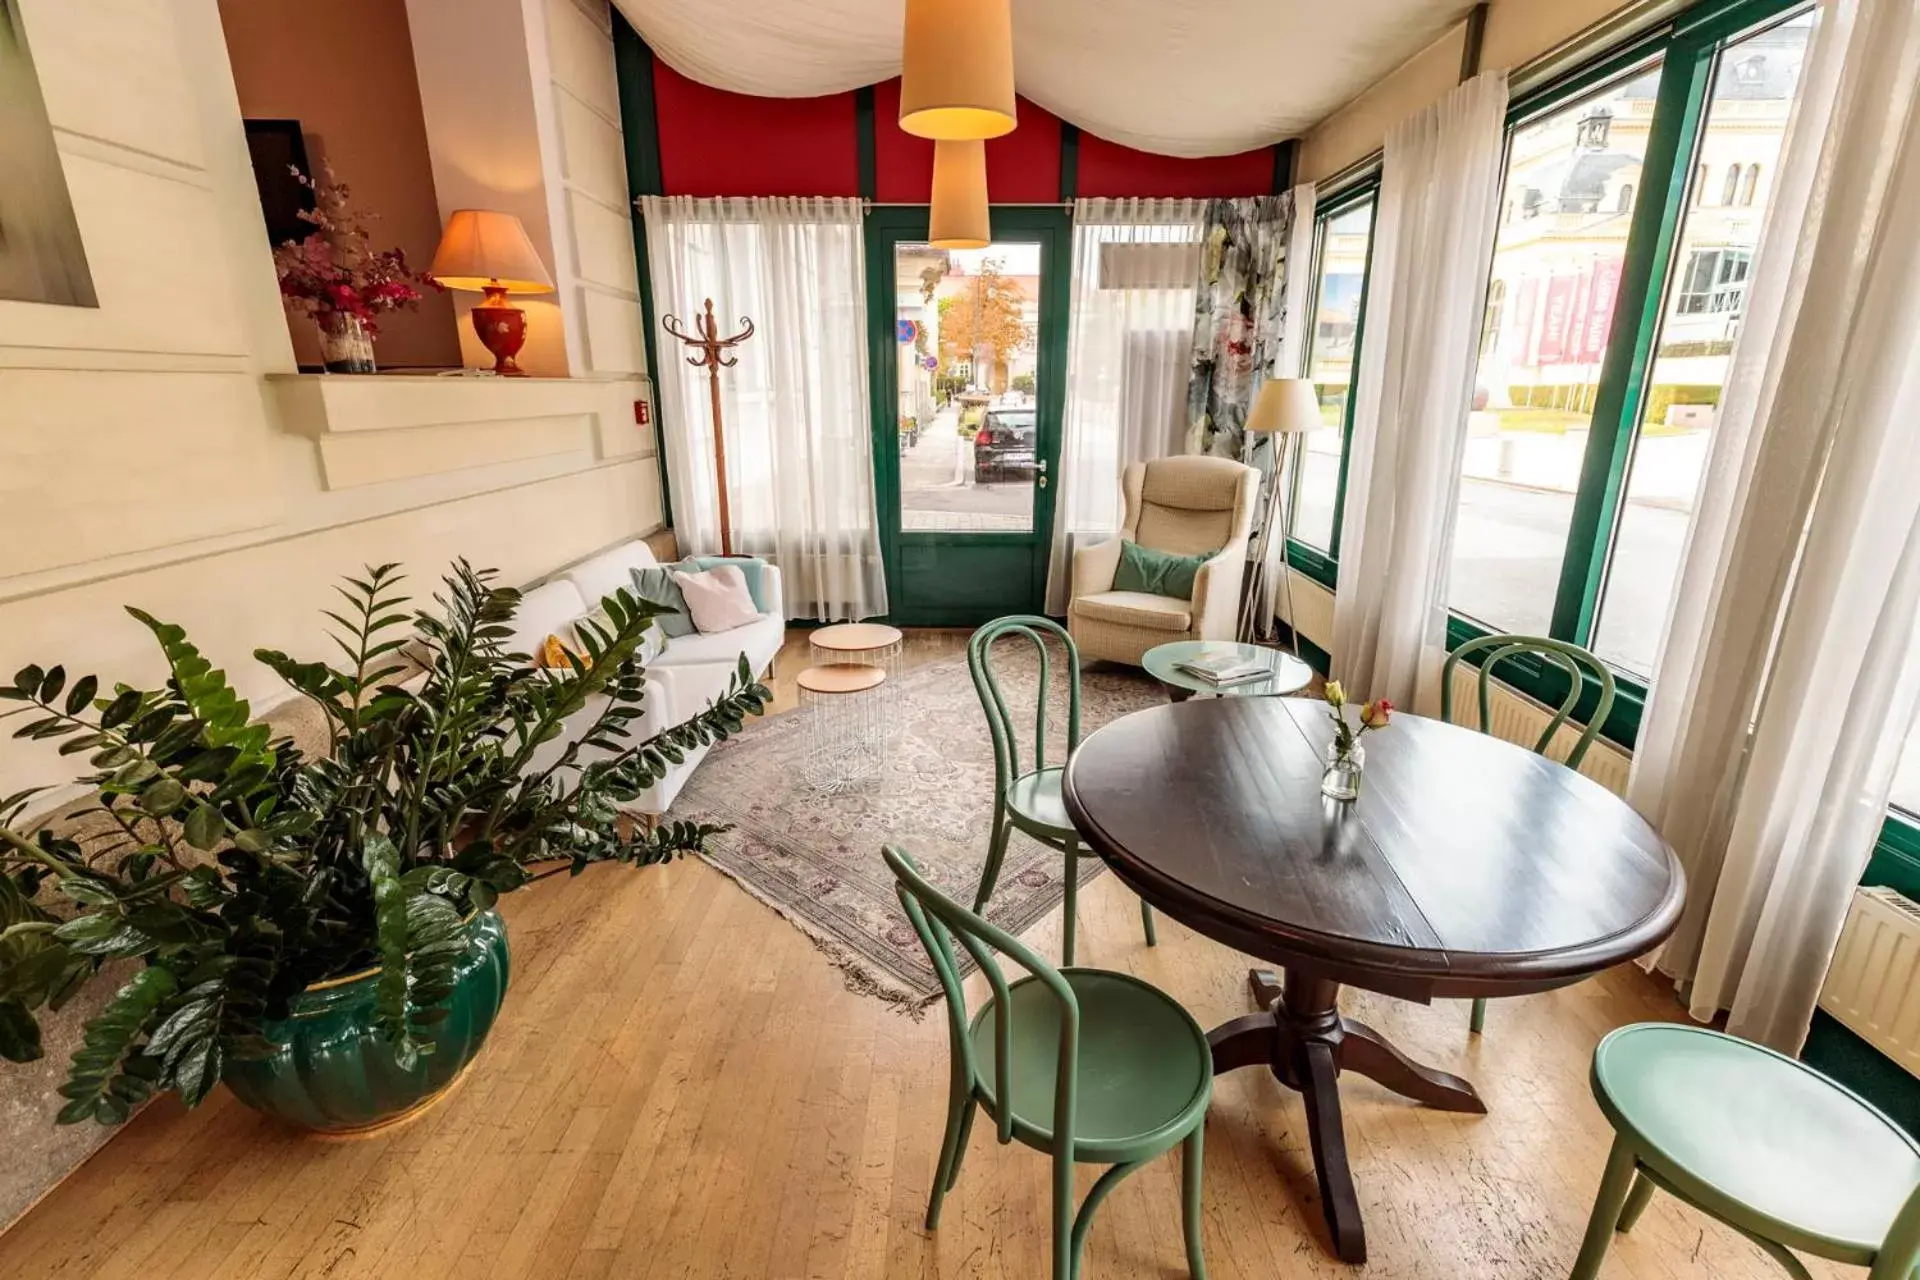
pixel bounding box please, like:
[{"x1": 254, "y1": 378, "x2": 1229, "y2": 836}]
[{"x1": 611, "y1": 0, "x2": 1478, "y2": 157}]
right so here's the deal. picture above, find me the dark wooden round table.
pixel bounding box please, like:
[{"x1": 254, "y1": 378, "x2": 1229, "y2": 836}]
[{"x1": 1062, "y1": 696, "x2": 1684, "y2": 1265}]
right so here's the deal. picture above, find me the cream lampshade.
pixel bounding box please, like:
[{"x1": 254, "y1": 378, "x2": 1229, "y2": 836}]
[
  {"x1": 430, "y1": 210, "x2": 555, "y2": 377},
  {"x1": 1244, "y1": 377, "x2": 1323, "y2": 436},
  {"x1": 1239, "y1": 376, "x2": 1322, "y2": 649},
  {"x1": 928, "y1": 140, "x2": 990, "y2": 249},
  {"x1": 430, "y1": 210, "x2": 554, "y2": 294},
  {"x1": 899, "y1": 0, "x2": 1016, "y2": 140}
]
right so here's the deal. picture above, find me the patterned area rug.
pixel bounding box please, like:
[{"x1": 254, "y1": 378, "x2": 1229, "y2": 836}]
[{"x1": 671, "y1": 645, "x2": 1164, "y2": 1009}]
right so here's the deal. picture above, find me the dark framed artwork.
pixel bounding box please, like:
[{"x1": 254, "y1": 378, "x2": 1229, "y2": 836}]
[
  {"x1": 243, "y1": 119, "x2": 317, "y2": 248},
  {"x1": 0, "y1": 0, "x2": 97, "y2": 308}
]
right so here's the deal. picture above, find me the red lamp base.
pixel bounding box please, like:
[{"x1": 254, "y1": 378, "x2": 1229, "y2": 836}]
[{"x1": 470, "y1": 284, "x2": 529, "y2": 376}]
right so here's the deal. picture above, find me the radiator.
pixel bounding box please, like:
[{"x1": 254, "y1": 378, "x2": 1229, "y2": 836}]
[
  {"x1": 1818, "y1": 887, "x2": 1920, "y2": 1079},
  {"x1": 1440, "y1": 663, "x2": 1635, "y2": 797}
]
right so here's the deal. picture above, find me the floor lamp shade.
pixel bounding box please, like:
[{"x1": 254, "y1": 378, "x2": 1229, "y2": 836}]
[
  {"x1": 1245, "y1": 377, "x2": 1323, "y2": 437},
  {"x1": 929, "y1": 141, "x2": 990, "y2": 249},
  {"x1": 899, "y1": 0, "x2": 1016, "y2": 140}
]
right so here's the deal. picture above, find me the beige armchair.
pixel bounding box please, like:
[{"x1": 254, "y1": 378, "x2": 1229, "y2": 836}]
[{"x1": 1069, "y1": 455, "x2": 1259, "y2": 666}]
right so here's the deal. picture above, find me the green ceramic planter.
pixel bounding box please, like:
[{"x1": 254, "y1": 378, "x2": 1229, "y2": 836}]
[{"x1": 223, "y1": 909, "x2": 511, "y2": 1135}]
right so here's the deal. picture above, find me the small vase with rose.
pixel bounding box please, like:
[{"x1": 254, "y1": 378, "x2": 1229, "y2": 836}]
[{"x1": 1321, "y1": 680, "x2": 1391, "y2": 801}]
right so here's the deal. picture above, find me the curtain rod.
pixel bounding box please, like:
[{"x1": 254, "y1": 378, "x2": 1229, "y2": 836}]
[{"x1": 862, "y1": 201, "x2": 1074, "y2": 209}]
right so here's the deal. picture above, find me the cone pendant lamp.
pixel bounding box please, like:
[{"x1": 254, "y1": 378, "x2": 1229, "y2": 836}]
[
  {"x1": 928, "y1": 140, "x2": 990, "y2": 249},
  {"x1": 899, "y1": 0, "x2": 1016, "y2": 140}
]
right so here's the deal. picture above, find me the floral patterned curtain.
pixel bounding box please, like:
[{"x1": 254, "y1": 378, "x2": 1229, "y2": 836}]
[{"x1": 1185, "y1": 194, "x2": 1297, "y2": 458}]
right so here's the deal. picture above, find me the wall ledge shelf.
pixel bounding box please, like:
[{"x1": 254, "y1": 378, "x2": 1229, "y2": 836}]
[{"x1": 266, "y1": 372, "x2": 656, "y2": 491}]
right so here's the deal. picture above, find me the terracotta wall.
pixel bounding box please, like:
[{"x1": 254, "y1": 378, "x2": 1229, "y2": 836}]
[
  {"x1": 651, "y1": 61, "x2": 1281, "y2": 202},
  {"x1": 218, "y1": 0, "x2": 461, "y2": 369}
]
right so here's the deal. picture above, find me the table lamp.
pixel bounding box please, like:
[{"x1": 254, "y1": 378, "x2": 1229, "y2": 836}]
[
  {"x1": 430, "y1": 210, "x2": 554, "y2": 376},
  {"x1": 1240, "y1": 377, "x2": 1324, "y2": 647}
]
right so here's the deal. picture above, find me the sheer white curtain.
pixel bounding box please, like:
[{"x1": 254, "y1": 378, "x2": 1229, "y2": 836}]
[
  {"x1": 1259, "y1": 181, "x2": 1317, "y2": 635},
  {"x1": 640, "y1": 196, "x2": 887, "y2": 620},
  {"x1": 1331, "y1": 72, "x2": 1508, "y2": 708},
  {"x1": 1044, "y1": 198, "x2": 1205, "y2": 613},
  {"x1": 1627, "y1": 0, "x2": 1920, "y2": 1052}
]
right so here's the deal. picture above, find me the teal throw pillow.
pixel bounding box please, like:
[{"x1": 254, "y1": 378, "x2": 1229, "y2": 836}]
[
  {"x1": 1112, "y1": 540, "x2": 1211, "y2": 601},
  {"x1": 630, "y1": 558, "x2": 700, "y2": 638},
  {"x1": 693, "y1": 555, "x2": 771, "y2": 614}
]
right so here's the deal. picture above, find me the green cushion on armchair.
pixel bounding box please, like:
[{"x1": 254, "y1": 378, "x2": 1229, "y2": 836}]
[{"x1": 1112, "y1": 540, "x2": 1211, "y2": 601}]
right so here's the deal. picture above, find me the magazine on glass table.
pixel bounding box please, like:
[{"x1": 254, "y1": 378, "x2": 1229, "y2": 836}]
[{"x1": 1174, "y1": 649, "x2": 1270, "y2": 687}]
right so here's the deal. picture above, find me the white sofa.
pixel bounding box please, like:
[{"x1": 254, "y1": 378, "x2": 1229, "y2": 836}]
[{"x1": 508, "y1": 539, "x2": 785, "y2": 816}]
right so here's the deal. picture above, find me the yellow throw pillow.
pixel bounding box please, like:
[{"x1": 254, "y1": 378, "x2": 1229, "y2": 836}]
[{"x1": 538, "y1": 633, "x2": 592, "y2": 671}]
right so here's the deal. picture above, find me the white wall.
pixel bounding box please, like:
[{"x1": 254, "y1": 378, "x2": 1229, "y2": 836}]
[{"x1": 0, "y1": 0, "x2": 661, "y2": 1225}]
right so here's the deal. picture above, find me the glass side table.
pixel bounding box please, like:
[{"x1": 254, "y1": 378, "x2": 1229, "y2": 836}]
[{"x1": 1141, "y1": 640, "x2": 1314, "y2": 702}]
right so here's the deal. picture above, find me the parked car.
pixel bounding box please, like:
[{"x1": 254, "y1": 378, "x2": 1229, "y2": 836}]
[{"x1": 973, "y1": 408, "x2": 1037, "y2": 482}]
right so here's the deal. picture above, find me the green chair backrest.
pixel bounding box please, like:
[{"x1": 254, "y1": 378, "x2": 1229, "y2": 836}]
[
  {"x1": 967, "y1": 615, "x2": 1082, "y2": 795},
  {"x1": 1441, "y1": 633, "x2": 1617, "y2": 769},
  {"x1": 883, "y1": 844, "x2": 1079, "y2": 1158}
]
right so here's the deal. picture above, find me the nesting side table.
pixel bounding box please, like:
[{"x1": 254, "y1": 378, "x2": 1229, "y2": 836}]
[
  {"x1": 809, "y1": 623, "x2": 904, "y2": 739},
  {"x1": 795, "y1": 663, "x2": 888, "y2": 793}
]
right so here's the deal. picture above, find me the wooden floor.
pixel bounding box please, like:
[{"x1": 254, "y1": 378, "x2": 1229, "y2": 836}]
[{"x1": 0, "y1": 630, "x2": 1837, "y2": 1280}]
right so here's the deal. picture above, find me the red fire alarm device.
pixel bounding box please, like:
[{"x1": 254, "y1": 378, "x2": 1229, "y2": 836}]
[{"x1": 634, "y1": 398, "x2": 651, "y2": 427}]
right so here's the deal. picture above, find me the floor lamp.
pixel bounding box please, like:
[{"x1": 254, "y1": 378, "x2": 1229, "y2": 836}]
[{"x1": 1239, "y1": 378, "x2": 1322, "y2": 650}]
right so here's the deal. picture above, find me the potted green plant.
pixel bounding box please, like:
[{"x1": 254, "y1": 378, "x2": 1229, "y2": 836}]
[{"x1": 0, "y1": 561, "x2": 767, "y2": 1133}]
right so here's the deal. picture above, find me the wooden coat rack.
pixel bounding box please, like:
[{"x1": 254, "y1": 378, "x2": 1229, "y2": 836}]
[{"x1": 661, "y1": 298, "x2": 755, "y2": 556}]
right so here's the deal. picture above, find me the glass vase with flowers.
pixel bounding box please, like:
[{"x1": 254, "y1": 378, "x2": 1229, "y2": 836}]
[
  {"x1": 271, "y1": 162, "x2": 439, "y2": 373},
  {"x1": 1321, "y1": 680, "x2": 1391, "y2": 801}
]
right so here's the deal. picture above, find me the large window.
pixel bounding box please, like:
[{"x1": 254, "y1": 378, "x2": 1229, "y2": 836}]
[
  {"x1": 1592, "y1": 13, "x2": 1812, "y2": 673},
  {"x1": 1275, "y1": 0, "x2": 1819, "y2": 748},
  {"x1": 1429, "y1": 0, "x2": 1815, "y2": 720},
  {"x1": 1293, "y1": 198, "x2": 1376, "y2": 554},
  {"x1": 1447, "y1": 63, "x2": 1662, "y2": 637}
]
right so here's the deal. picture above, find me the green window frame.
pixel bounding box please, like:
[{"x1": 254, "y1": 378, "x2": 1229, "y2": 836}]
[{"x1": 1285, "y1": 180, "x2": 1379, "y2": 592}]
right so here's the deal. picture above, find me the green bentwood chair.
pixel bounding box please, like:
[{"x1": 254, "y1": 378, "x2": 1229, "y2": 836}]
[
  {"x1": 1441, "y1": 632, "x2": 1616, "y2": 1035},
  {"x1": 968, "y1": 616, "x2": 1154, "y2": 965},
  {"x1": 1570, "y1": 1023, "x2": 1920, "y2": 1280},
  {"x1": 884, "y1": 846, "x2": 1212, "y2": 1280}
]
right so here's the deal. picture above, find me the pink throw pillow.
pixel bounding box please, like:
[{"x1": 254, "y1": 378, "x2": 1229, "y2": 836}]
[{"x1": 672, "y1": 565, "x2": 762, "y2": 634}]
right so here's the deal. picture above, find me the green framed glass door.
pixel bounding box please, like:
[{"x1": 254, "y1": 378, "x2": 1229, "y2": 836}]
[{"x1": 864, "y1": 207, "x2": 1071, "y2": 626}]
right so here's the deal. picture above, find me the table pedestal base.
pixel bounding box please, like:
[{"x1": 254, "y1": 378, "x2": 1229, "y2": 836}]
[{"x1": 1211, "y1": 968, "x2": 1487, "y2": 1264}]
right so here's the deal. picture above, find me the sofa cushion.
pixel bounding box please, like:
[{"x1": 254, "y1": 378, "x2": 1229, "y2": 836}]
[
  {"x1": 631, "y1": 559, "x2": 699, "y2": 638},
  {"x1": 692, "y1": 555, "x2": 771, "y2": 612},
  {"x1": 647, "y1": 613, "x2": 783, "y2": 676},
  {"x1": 1072, "y1": 590, "x2": 1193, "y2": 633},
  {"x1": 674, "y1": 564, "x2": 762, "y2": 633},
  {"x1": 509, "y1": 580, "x2": 590, "y2": 657},
  {"x1": 563, "y1": 540, "x2": 661, "y2": 607}
]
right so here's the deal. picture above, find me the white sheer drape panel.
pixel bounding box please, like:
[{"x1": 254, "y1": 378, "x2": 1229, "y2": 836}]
[
  {"x1": 1331, "y1": 72, "x2": 1508, "y2": 709},
  {"x1": 1626, "y1": 0, "x2": 1920, "y2": 1052},
  {"x1": 639, "y1": 196, "x2": 887, "y2": 621},
  {"x1": 1044, "y1": 199, "x2": 1205, "y2": 613},
  {"x1": 1260, "y1": 181, "x2": 1319, "y2": 632}
]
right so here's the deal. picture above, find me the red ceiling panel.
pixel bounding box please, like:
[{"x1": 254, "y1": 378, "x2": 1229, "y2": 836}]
[{"x1": 652, "y1": 60, "x2": 860, "y2": 197}]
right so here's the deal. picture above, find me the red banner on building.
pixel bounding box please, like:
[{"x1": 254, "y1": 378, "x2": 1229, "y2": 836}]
[
  {"x1": 1539, "y1": 276, "x2": 1577, "y2": 364},
  {"x1": 1581, "y1": 258, "x2": 1623, "y2": 363}
]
